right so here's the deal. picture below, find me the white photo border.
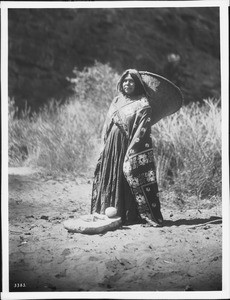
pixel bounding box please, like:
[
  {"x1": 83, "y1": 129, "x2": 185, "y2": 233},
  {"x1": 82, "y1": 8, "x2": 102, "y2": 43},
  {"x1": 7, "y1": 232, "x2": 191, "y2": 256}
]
[{"x1": 1, "y1": 1, "x2": 229, "y2": 299}]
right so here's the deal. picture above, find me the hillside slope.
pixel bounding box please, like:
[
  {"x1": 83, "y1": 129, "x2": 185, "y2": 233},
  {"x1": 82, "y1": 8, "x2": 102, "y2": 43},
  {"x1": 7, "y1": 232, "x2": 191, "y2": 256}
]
[{"x1": 8, "y1": 7, "x2": 220, "y2": 111}]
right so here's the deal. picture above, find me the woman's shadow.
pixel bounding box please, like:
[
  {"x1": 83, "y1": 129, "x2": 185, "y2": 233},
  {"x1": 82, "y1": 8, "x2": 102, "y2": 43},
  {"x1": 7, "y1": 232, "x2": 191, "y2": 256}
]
[{"x1": 163, "y1": 215, "x2": 222, "y2": 227}]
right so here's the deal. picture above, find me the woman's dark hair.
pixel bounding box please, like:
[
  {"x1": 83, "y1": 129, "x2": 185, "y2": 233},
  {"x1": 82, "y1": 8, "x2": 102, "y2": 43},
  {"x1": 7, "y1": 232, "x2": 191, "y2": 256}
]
[{"x1": 117, "y1": 69, "x2": 148, "y2": 97}]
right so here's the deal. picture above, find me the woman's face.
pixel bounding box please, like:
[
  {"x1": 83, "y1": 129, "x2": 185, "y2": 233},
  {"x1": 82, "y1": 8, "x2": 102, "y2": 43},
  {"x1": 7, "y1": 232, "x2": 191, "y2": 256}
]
[{"x1": 122, "y1": 74, "x2": 135, "y2": 95}]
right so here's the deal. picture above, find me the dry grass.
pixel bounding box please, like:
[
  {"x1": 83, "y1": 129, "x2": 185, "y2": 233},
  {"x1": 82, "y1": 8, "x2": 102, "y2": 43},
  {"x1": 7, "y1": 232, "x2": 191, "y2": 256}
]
[
  {"x1": 8, "y1": 63, "x2": 221, "y2": 204},
  {"x1": 152, "y1": 99, "x2": 221, "y2": 201}
]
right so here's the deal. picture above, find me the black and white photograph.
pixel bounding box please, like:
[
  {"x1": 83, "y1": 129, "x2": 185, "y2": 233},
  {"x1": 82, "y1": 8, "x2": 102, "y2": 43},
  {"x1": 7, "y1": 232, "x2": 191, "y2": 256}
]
[{"x1": 1, "y1": 1, "x2": 229, "y2": 299}]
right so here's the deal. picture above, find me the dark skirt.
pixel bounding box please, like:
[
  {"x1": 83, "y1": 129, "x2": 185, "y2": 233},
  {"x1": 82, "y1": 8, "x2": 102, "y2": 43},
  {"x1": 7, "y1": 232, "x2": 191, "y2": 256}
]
[
  {"x1": 91, "y1": 123, "x2": 163, "y2": 225},
  {"x1": 91, "y1": 123, "x2": 141, "y2": 224}
]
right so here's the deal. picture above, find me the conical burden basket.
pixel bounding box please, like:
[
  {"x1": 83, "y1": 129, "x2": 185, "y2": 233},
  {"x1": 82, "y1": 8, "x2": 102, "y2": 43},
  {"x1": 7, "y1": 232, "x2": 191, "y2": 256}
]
[{"x1": 140, "y1": 71, "x2": 183, "y2": 125}]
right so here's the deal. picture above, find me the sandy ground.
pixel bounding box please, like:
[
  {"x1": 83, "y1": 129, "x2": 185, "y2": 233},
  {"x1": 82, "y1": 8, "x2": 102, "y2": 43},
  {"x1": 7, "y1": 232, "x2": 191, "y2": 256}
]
[{"x1": 8, "y1": 167, "x2": 222, "y2": 292}]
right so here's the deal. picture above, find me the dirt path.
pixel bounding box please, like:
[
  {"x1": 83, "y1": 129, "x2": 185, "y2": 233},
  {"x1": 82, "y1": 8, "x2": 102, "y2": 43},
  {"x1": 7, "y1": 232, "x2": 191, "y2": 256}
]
[{"x1": 8, "y1": 168, "x2": 222, "y2": 292}]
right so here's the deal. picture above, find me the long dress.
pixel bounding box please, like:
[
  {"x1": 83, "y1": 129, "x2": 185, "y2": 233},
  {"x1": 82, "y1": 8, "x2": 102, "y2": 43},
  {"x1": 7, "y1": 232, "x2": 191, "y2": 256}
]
[{"x1": 91, "y1": 93, "x2": 163, "y2": 226}]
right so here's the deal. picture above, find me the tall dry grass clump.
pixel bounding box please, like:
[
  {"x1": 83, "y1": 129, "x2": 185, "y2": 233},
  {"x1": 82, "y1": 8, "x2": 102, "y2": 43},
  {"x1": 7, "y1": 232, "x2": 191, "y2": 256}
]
[
  {"x1": 152, "y1": 99, "x2": 221, "y2": 201},
  {"x1": 9, "y1": 99, "x2": 99, "y2": 175}
]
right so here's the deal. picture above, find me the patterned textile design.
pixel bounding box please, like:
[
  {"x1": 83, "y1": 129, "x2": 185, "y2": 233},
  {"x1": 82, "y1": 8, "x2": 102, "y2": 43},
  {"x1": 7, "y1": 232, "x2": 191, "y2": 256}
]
[{"x1": 91, "y1": 93, "x2": 163, "y2": 225}]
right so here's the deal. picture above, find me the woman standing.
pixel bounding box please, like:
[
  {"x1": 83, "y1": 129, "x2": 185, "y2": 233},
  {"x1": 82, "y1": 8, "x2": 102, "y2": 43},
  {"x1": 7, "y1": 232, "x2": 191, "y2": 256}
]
[{"x1": 91, "y1": 69, "x2": 163, "y2": 227}]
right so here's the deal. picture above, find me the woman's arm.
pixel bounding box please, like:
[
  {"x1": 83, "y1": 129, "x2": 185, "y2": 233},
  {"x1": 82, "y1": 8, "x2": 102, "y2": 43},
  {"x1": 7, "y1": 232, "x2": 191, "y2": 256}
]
[{"x1": 101, "y1": 97, "x2": 118, "y2": 143}]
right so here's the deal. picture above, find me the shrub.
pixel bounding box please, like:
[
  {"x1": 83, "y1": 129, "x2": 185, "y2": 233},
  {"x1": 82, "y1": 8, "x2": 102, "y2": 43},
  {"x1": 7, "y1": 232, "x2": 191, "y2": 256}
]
[{"x1": 67, "y1": 61, "x2": 119, "y2": 113}]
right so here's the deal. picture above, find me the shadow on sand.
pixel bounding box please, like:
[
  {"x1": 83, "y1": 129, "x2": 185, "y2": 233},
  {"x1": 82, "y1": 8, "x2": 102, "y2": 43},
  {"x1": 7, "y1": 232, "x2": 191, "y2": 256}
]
[{"x1": 163, "y1": 215, "x2": 222, "y2": 227}]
